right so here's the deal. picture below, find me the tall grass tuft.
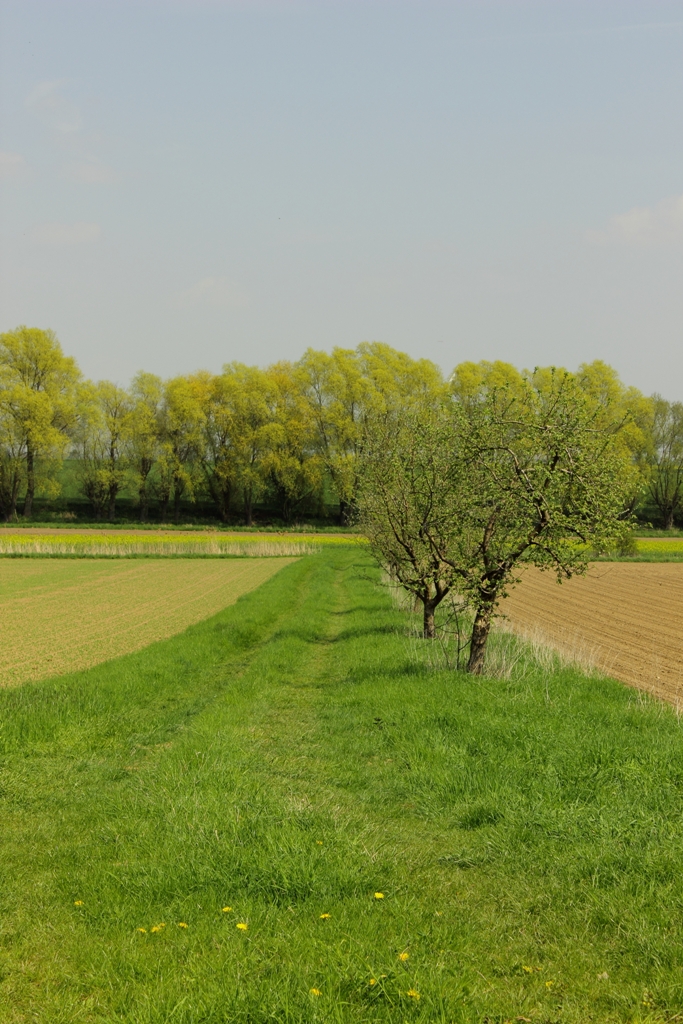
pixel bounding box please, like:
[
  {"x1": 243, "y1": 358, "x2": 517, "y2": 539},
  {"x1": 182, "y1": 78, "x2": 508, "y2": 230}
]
[{"x1": 384, "y1": 573, "x2": 600, "y2": 679}]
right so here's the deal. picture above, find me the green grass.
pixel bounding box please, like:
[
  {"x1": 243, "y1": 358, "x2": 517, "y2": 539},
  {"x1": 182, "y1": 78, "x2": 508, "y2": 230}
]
[
  {"x1": 634, "y1": 528, "x2": 683, "y2": 538},
  {"x1": 2, "y1": 549, "x2": 683, "y2": 1022}
]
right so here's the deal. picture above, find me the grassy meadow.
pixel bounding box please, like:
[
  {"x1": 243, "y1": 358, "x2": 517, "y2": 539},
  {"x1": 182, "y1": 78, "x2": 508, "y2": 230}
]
[{"x1": 2, "y1": 548, "x2": 683, "y2": 1022}]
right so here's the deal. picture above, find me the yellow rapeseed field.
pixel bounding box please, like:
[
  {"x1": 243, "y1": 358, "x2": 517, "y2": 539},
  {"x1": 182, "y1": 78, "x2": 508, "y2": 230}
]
[{"x1": 0, "y1": 558, "x2": 296, "y2": 687}]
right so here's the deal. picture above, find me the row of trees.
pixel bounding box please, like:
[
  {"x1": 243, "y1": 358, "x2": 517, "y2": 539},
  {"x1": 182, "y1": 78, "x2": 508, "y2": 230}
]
[
  {"x1": 0, "y1": 327, "x2": 442, "y2": 523},
  {"x1": 1, "y1": 325, "x2": 682, "y2": 527}
]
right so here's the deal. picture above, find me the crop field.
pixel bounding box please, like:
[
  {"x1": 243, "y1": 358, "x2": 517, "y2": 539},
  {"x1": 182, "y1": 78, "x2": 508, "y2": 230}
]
[
  {"x1": 0, "y1": 558, "x2": 296, "y2": 687},
  {"x1": 501, "y1": 562, "x2": 683, "y2": 704}
]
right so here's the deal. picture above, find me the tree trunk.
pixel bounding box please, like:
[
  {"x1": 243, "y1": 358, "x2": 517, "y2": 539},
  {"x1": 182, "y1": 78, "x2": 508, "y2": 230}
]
[
  {"x1": 139, "y1": 476, "x2": 149, "y2": 522},
  {"x1": 23, "y1": 446, "x2": 35, "y2": 518},
  {"x1": 244, "y1": 488, "x2": 253, "y2": 527},
  {"x1": 423, "y1": 601, "x2": 437, "y2": 639},
  {"x1": 5, "y1": 475, "x2": 20, "y2": 521},
  {"x1": 665, "y1": 510, "x2": 675, "y2": 530},
  {"x1": 281, "y1": 492, "x2": 294, "y2": 525},
  {"x1": 219, "y1": 481, "x2": 231, "y2": 523},
  {"x1": 338, "y1": 496, "x2": 355, "y2": 526},
  {"x1": 467, "y1": 606, "x2": 493, "y2": 674},
  {"x1": 108, "y1": 487, "x2": 117, "y2": 522},
  {"x1": 139, "y1": 486, "x2": 149, "y2": 522}
]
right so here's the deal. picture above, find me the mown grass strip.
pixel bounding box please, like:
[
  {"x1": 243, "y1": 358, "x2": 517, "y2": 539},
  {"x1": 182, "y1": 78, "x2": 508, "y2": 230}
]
[{"x1": 2, "y1": 549, "x2": 683, "y2": 1022}]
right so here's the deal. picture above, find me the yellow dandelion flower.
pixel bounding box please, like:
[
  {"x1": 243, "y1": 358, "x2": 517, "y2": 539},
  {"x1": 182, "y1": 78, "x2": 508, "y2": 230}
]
[
  {"x1": 222, "y1": 906, "x2": 232, "y2": 913},
  {"x1": 74, "y1": 900, "x2": 84, "y2": 906},
  {"x1": 236, "y1": 922, "x2": 248, "y2": 931},
  {"x1": 406, "y1": 989, "x2": 420, "y2": 1000},
  {"x1": 374, "y1": 892, "x2": 384, "y2": 900},
  {"x1": 398, "y1": 952, "x2": 409, "y2": 961},
  {"x1": 522, "y1": 965, "x2": 534, "y2": 973},
  {"x1": 545, "y1": 980, "x2": 554, "y2": 989},
  {"x1": 316, "y1": 841, "x2": 323, "y2": 845},
  {"x1": 150, "y1": 926, "x2": 161, "y2": 933},
  {"x1": 319, "y1": 913, "x2": 331, "y2": 919},
  {"x1": 177, "y1": 922, "x2": 188, "y2": 929},
  {"x1": 369, "y1": 978, "x2": 377, "y2": 986},
  {"x1": 136, "y1": 927, "x2": 147, "y2": 933},
  {"x1": 309, "y1": 987, "x2": 321, "y2": 996}
]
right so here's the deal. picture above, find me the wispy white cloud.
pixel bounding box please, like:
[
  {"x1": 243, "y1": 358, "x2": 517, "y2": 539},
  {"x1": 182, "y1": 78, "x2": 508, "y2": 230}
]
[
  {"x1": 25, "y1": 80, "x2": 118, "y2": 186},
  {"x1": 64, "y1": 159, "x2": 117, "y2": 184},
  {"x1": 31, "y1": 221, "x2": 101, "y2": 246},
  {"x1": 25, "y1": 80, "x2": 83, "y2": 135},
  {"x1": 588, "y1": 195, "x2": 683, "y2": 246},
  {"x1": 177, "y1": 277, "x2": 250, "y2": 310},
  {"x1": 0, "y1": 151, "x2": 26, "y2": 180}
]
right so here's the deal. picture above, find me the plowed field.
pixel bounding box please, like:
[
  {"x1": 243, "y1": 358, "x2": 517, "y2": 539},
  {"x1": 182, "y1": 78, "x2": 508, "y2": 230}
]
[
  {"x1": 501, "y1": 563, "x2": 683, "y2": 704},
  {"x1": 0, "y1": 558, "x2": 295, "y2": 687}
]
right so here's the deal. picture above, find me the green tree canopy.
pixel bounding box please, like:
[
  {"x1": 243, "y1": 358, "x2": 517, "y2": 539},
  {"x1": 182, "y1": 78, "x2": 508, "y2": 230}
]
[
  {"x1": 646, "y1": 395, "x2": 683, "y2": 529},
  {"x1": 358, "y1": 367, "x2": 634, "y2": 673},
  {"x1": 0, "y1": 326, "x2": 80, "y2": 517}
]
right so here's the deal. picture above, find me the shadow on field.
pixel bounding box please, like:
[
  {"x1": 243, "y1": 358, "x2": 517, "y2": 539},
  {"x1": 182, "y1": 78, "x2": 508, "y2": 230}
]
[
  {"x1": 270, "y1": 621, "x2": 397, "y2": 647},
  {"x1": 330, "y1": 598, "x2": 388, "y2": 617},
  {"x1": 329, "y1": 624, "x2": 397, "y2": 642}
]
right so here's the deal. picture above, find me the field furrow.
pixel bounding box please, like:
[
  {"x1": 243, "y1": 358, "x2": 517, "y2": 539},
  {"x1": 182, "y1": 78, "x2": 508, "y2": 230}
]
[
  {"x1": 501, "y1": 563, "x2": 683, "y2": 704},
  {"x1": 0, "y1": 558, "x2": 296, "y2": 687}
]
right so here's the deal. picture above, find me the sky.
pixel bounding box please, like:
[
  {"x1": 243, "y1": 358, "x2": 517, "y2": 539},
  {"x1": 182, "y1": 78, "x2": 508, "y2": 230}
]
[{"x1": 1, "y1": 0, "x2": 683, "y2": 396}]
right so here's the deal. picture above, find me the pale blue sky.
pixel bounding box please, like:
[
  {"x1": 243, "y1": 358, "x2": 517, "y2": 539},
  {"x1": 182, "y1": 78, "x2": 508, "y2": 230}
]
[{"x1": 1, "y1": 0, "x2": 683, "y2": 396}]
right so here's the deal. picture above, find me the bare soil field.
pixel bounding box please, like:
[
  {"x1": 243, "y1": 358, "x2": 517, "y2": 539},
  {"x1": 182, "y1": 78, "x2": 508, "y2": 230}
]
[
  {"x1": 0, "y1": 558, "x2": 295, "y2": 687},
  {"x1": 501, "y1": 563, "x2": 683, "y2": 705}
]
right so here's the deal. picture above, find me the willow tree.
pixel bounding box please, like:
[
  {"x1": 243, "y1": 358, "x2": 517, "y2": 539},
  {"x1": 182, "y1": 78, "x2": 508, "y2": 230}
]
[
  {"x1": 298, "y1": 343, "x2": 444, "y2": 524},
  {"x1": 646, "y1": 395, "x2": 683, "y2": 529},
  {"x1": 127, "y1": 372, "x2": 163, "y2": 522},
  {"x1": 157, "y1": 375, "x2": 205, "y2": 522},
  {"x1": 357, "y1": 367, "x2": 633, "y2": 674},
  {"x1": 221, "y1": 363, "x2": 276, "y2": 526},
  {"x1": 266, "y1": 361, "x2": 324, "y2": 523},
  {"x1": 74, "y1": 381, "x2": 131, "y2": 521},
  {"x1": 0, "y1": 393, "x2": 24, "y2": 521},
  {"x1": 0, "y1": 326, "x2": 80, "y2": 517},
  {"x1": 199, "y1": 369, "x2": 237, "y2": 523}
]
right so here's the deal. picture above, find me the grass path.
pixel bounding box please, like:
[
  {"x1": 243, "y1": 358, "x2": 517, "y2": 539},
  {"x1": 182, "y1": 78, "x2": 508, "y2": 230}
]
[{"x1": 3, "y1": 549, "x2": 683, "y2": 1021}]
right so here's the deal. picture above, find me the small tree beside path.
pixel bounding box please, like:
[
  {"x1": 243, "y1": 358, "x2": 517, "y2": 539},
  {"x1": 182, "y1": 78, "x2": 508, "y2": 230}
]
[{"x1": 357, "y1": 368, "x2": 634, "y2": 674}]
